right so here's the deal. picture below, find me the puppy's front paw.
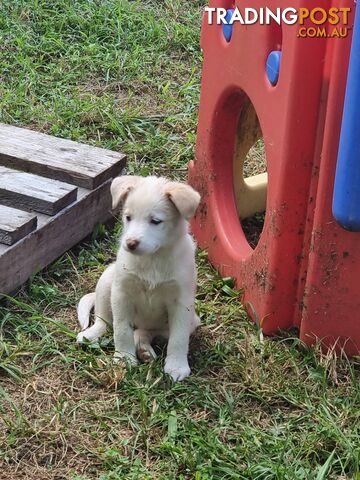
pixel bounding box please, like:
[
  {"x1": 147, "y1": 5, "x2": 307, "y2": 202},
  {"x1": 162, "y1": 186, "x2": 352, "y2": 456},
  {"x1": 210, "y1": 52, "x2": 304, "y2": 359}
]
[
  {"x1": 164, "y1": 357, "x2": 191, "y2": 382},
  {"x1": 113, "y1": 351, "x2": 138, "y2": 366}
]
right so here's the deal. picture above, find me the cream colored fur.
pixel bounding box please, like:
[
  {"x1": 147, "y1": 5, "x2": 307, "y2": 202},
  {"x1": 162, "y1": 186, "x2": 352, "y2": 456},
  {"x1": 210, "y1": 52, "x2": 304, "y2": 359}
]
[{"x1": 77, "y1": 175, "x2": 201, "y2": 381}]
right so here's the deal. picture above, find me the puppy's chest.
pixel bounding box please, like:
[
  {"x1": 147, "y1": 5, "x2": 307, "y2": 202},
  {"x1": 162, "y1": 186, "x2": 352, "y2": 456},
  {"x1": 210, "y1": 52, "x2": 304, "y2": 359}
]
[
  {"x1": 135, "y1": 267, "x2": 172, "y2": 289},
  {"x1": 121, "y1": 274, "x2": 178, "y2": 311},
  {"x1": 121, "y1": 255, "x2": 176, "y2": 287}
]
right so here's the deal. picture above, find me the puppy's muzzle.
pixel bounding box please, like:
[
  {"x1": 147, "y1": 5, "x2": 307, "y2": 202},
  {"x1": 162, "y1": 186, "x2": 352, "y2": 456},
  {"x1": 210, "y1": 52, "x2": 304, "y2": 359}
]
[{"x1": 126, "y1": 239, "x2": 140, "y2": 251}]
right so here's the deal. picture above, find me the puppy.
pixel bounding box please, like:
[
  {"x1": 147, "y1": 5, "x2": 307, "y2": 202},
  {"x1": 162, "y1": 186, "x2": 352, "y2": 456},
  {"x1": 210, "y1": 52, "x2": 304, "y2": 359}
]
[{"x1": 76, "y1": 175, "x2": 201, "y2": 381}]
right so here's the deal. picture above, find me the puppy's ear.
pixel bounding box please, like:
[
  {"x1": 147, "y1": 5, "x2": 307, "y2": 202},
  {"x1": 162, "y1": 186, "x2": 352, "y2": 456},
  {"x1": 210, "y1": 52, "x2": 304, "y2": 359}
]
[
  {"x1": 165, "y1": 182, "x2": 201, "y2": 220},
  {"x1": 111, "y1": 176, "x2": 142, "y2": 210}
]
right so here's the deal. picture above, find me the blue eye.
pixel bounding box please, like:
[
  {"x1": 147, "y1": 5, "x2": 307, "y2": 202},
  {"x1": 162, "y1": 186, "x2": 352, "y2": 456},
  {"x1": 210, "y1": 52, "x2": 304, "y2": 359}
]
[{"x1": 150, "y1": 218, "x2": 162, "y2": 225}]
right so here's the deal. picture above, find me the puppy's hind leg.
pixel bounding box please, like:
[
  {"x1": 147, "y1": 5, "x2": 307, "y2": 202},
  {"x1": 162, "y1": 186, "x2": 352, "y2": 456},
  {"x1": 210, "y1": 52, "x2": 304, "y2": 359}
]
[
  {"x1": 190, "y1": 314, "x2": 201, "y2": 334},
  {"x1": 77, "y1": 315, "x2": 109, "y2": 343},
  {"x1": 134, "y1": 329, "x2": 156, "y2": 363},
  {"x1": 77, "y1": 290, "x2": 112, "y2": 342},
  {"x1": 77, "y1": 265, "x2": 114, "y2": 343},
  {"x1": 77, "y1": 292, "x2": 104, "y2": 343}
]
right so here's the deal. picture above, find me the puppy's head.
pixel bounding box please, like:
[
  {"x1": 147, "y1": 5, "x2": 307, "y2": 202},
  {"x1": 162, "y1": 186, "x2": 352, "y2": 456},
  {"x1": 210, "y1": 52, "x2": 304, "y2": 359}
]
[{"x1": 111, "y1": 175, "x2": 200, "y2": 255}]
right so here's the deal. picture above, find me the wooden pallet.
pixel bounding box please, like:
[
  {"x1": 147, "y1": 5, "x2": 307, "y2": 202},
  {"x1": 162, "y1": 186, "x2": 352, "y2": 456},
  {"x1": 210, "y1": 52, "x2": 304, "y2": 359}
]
[{"x1": 0, "y1": 124, "x2": 126, "y2": 296}]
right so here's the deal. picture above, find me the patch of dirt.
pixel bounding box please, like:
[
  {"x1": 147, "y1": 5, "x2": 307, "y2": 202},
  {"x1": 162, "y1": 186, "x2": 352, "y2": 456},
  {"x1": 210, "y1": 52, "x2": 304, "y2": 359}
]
[
  {"x1": 242, "y1": 212, "x2": 265, "y2": 249},
  {"x1": 0, "y1": 363, "x2": 132, "y2": 479}
]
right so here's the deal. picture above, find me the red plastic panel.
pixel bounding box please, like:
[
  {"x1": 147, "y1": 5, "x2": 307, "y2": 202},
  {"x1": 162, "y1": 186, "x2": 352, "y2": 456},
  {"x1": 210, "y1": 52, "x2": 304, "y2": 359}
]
[{"x1": 189, "y1": 0, "x2": 328, "y2": 334}]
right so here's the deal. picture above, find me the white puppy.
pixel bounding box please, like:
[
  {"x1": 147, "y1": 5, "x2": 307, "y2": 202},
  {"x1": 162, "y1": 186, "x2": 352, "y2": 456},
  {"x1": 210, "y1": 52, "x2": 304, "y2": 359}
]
[{"x1": 76, "y1": 175, "x2": 201, "y2": 381}]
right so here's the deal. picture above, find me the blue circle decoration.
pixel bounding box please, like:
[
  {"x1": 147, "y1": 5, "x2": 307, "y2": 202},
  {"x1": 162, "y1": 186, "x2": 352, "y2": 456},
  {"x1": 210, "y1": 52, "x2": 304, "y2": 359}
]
[
  {"x1": 266, "y1": 51, "x2": 282, "y2": 86},
  {"x1": 222, "y1": 9, "x2": 235, "y2": 42}
]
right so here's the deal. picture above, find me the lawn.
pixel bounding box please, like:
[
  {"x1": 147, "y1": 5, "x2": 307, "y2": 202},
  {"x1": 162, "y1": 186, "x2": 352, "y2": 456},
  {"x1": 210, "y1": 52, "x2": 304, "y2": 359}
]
[{"x1": 0, "y1": 1, "x2": 359, "y2": 479}]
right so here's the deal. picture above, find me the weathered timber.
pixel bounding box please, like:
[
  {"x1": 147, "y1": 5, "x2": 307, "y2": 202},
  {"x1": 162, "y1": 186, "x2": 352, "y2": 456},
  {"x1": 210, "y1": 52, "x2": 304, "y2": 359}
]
[
  {"x1": 0, "y1": 205, "x2": 37, "y2": 246},
  {"x1": 0, "y1": 123, "x2": 126, "y2": 189},
  {"x1": 0, "y1": 166, "x2": 78, "y2": 215}
]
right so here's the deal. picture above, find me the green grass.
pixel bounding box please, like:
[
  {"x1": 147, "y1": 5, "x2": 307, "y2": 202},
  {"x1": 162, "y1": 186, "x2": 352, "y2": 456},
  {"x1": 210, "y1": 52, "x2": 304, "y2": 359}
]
[
  {"x1": 0, "y1": 1, "x2": 359, "y2": 479},
  {"x1": 0, "y1": 0, "x2": 201, "y2": 176}
]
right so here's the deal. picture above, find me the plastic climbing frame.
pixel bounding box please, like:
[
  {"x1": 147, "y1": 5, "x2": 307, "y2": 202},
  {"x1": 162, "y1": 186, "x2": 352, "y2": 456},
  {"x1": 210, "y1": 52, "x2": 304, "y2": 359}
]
[{"x1": 189, "y1": 0, "x2": 360, "y2": 354}]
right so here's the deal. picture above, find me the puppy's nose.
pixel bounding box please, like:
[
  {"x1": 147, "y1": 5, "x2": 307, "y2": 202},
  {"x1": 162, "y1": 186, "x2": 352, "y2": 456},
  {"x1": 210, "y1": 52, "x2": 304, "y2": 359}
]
[{"x1": 126, "y1": 239, "x2": 140, "y2": 251}]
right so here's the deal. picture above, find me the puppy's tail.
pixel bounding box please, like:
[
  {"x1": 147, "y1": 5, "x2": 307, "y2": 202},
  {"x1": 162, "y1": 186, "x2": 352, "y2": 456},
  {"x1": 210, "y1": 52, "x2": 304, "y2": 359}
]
[{"x1": 77, "y1": 292, "x2": 96, "y2": 330}]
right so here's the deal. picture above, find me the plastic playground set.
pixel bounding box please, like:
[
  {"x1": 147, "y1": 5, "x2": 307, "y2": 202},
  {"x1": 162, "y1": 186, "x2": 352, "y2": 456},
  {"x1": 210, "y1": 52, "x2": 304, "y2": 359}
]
[{"x1": 189, "y1": 0, "x2": 360, "y2": 355}]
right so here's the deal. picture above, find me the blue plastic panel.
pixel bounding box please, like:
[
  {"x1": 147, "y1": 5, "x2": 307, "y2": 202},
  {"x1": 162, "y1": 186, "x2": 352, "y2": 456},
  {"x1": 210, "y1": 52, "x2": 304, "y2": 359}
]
[
  {"x1": 266, "y1": 51, "x2": 282, "y2": 86},
  {"x1": 222, "y1": 9, "x2": 235, "y2": 42},
  {"x1": 333, "y1": 4, "x2": 360, "y2": 231}
]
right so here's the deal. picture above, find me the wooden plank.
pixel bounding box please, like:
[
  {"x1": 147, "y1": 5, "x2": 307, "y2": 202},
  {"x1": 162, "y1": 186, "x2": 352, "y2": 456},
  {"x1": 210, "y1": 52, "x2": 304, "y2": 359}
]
[
  {"x1": 0, "y1": 205, "x2": 37, "y2": 246},
  {"x1": 0, "y1": 123, "x2": 126, "y2": 189},
  {"x1": 0, "y1": 166, "x2": 78, "y2": 215},
  {"x1": 0, "y1": 181, "x2": 114, "y2": 295}
]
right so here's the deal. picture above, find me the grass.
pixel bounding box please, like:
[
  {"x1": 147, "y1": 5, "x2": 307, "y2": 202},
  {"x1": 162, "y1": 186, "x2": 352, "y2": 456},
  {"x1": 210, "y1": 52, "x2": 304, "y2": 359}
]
[{"x1": 0, "y1": 1, "x2": 359, "y2": 479}]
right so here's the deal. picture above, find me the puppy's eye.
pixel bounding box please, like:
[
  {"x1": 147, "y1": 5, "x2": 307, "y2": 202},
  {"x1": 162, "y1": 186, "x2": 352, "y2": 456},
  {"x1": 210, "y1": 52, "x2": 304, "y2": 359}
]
[
  {"x1": 125, "y1": 215, "x2": 131, "y2": 222},
  {"x1": 150, "y1": 218, "x2": 162, "y2": 225}
]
